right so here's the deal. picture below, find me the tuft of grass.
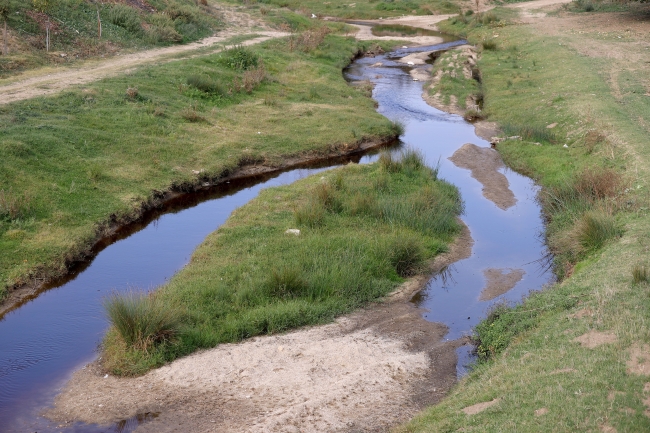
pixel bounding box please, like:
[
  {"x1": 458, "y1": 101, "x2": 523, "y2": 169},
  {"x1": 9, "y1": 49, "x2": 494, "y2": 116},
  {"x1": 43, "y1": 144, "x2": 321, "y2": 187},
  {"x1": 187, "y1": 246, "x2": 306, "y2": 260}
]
[
  {"x1": 187, "y1": 74, "x2": 226, "y2": 95},
  {"x1": 463, "y1": 108, "x2": 485, "y2": 122},
  {"x1": 267, "y1": 266, "x2": 309, "y2": 298},
  {"x1": 180, "y1": 105, "x2": 206, "y2": 122},
  {"x1": 575, "y1": 211, "x2": 622, "y2": 252},
  {"x1": 220, "y1": 45, "x2": 260, "y2": 71},
  {"x1": 387, "y1": 235, "x2": 426, "y2": 277},
  {"x1": 125, "y1": 87, "x2": 139, "y2": 100},
  {"x1": 0, "y1": 189, "x2": 32, "y2": 221},
  {"x1": 502, "y1": 122, "x2": 557, "y2": 143},
  {"x1": 108, "y1": 4, "x2": 142, "y2": 34},
  {"x1": 481, "y1": 39, "x2": 498, "y2": 51},
  {"x1": 632, "y1": 263, "x2": 649, "y2": 285},
  {"x1": 103, "y1": 291, "x2": 181, "y2": 353},
  {"x1": 294, "y1": 200, "x2": 326, "y2": 227}
]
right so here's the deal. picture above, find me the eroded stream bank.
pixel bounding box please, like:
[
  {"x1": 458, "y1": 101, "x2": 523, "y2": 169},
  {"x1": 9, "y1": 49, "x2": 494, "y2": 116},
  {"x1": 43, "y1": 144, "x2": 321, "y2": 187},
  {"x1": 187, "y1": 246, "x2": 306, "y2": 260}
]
[{"x1": 1, "y1": 39, "x2": 552, "y2": 432}]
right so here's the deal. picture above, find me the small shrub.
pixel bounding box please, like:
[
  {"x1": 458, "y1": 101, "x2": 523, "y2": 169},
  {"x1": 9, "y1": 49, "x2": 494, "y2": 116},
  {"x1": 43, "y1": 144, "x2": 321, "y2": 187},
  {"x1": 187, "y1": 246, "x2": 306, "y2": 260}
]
[
  {"x1": 392, "y1": 120, "x2": 405, "y2": 136},
  {"x1": 387, "y1": 235, "x2": 426, "y2": 277},
  {"x1": 267, "y1": 266, "x2": 309, "y2": 298},
  {"x1": 125, "y1": 87, "x2": 139, "y2": 100},
  {"x1": 573, "y1": 166, "x2": 622, "y2": 201},
  {"x1": 584, "y1": 130, "x2": 606, "y2": 154},
  {"x1": 198, "y1": 0, "x2": 208, "y2": 5},
  {"x1": 145, "y1": 25, "x2": 183, "y2": 44},
  {"x1": 632, "y1": 263, "x2": 649, "y2": 284},
  {"x1": 291, "y1": 26, "x2": 331, "y2": 52},
  {"x1": 108, "y1": 5, "x2": 142, "y2": 33},
  {"x1": 104, "y1": 291, "x2": 181, "y2": 352},
  {"x1": 221, "y1": 45, "x2": 259, "y2": 70},
  {"x1": 481, "y1": 39, "x2": 497, "y2": 51},
  {"x1": 465, "y1": 9, "x2": 474, "y2": 16},
  {"x1": 241, "y1": 63, "x2": 266, "y2": 93}
]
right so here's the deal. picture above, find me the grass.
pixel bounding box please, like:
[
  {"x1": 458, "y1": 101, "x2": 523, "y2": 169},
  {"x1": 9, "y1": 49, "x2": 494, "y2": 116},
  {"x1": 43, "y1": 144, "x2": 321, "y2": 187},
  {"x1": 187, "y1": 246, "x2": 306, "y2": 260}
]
[
  {"x1": 400, "y1": 4, "x2": 650, "y2": 432},
  {"x1": 228, "y1": 0, "x2": 461, "y2": 20},
  {"x1": 428, "y1": 48, "x2": 483, "y2": 111},
  {"x1": 104, "y1": 290, "x2": 182, "y2": 353},
  {"x1": 102, "y1": 155, "x2": 463, "y2": 376},
  {"x1": 0, "y1": 0, "x2": 222, "y2": 77},
  {"x1": 0, "y1": 28, "x2": 402, "y2": 301}
]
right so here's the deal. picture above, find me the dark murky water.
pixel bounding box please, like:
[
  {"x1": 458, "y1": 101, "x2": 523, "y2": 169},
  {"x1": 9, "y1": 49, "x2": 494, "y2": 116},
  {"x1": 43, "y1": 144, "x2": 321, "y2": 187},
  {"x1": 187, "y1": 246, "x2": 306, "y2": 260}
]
[{"x1": 0, "y1": 38, "x2": 551, "y2": 432}]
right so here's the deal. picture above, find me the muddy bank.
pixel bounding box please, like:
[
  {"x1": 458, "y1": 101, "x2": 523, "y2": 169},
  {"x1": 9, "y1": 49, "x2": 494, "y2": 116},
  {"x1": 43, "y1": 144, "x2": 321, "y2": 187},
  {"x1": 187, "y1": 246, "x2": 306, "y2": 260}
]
[
  {"x1": 46, "y1": 226, "x2": 473, "y2": 433},
  {"x1": 480, "y1": 268, "x2": 526, "y2": 301},
  {"x1": 0, "y1": 137, "x2": 396, "y2": 318}
]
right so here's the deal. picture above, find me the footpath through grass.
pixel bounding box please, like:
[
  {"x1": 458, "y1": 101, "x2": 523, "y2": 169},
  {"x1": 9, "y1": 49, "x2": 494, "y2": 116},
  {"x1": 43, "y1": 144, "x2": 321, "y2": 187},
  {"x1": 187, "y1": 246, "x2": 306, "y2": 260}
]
[
  {"x1": 400, "y1": 4, "x2": 650, "y2": 432},
  {"x1": 0, "y1": 27, "x2": 401, "y2": 301},
  {"x1": 102, "y1": 151, "x2": 463, "y2": 376}
]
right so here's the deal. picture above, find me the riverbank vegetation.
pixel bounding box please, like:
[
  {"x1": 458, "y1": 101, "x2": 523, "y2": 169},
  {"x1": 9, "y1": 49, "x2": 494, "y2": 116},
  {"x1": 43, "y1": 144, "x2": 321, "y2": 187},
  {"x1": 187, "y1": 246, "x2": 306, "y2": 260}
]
[
  {"x1": 0, "y1": 0, "x2": 224, "y2": 77},
  {"x1": 0, "y1": 24, "x2": 401, "y2": 302},
  {"x1": 401, "y1": 2, "x2": 650, "y2": 431},
  {"x1": 102, "y1": 151, "x2": 463, "y2": 376}
]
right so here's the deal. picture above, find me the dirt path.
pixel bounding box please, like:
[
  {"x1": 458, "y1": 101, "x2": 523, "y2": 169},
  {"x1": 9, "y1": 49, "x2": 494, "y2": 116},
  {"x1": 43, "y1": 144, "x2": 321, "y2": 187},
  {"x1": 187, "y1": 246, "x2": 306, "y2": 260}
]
[
  {"x1": 46, "y1": 227, "x2": 474, "y2": 433},
  {"x1": 0, "y1": 31, "x2": 287, "y2": 106}
]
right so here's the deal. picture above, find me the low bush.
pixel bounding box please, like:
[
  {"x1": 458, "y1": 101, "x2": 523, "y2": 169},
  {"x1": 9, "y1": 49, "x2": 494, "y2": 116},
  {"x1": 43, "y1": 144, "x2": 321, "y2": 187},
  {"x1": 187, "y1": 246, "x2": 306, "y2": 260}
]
[
  {"x1": 220, "y1": 45, "x2": 259, "y2": 70},
  {"x1": 108, "y1": 5, "x2": 142, "y2": 34},
  {"x1": 576, "y1": 211, "x2": 621, "y2": 252},
  {"x1": 481, "y1": 39, "x2": 498, "y2": 51}
]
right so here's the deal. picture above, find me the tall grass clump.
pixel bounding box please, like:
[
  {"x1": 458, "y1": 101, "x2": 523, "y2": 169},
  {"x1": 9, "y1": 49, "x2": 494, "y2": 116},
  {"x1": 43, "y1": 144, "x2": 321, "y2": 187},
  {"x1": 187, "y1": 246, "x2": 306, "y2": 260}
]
[
  {"x1": 108, "y1": 5, "x2": 142, "y2": 34},
  {"x1": 0, "y1": 189, "x2": 32, "y2": 221},
  {"x1": 387, "y1": 235, "x2": 426, "y2": 277},
  {"x1": 503, "y1": 122, "x2": 557, "y2": 143},
  {"x1": 104, "y1": 291, "x2": 181, "y2": 352},
  {"x1": 575, "y1": 211, "x2": 621, "y2": 252},
  {"x1": 187, "y1": 74, "x2": 226, "y2": 95},
  {"x1": 220, "y1": 45, "x2": 259, "y2": 70},
  {"x1": 632, "y1": 263, "x2": 649, "y2": 285}
]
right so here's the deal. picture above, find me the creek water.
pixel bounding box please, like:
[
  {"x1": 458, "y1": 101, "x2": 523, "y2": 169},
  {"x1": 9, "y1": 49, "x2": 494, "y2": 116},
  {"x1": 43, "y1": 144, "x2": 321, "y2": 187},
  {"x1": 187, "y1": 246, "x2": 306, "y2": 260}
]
[{"x1": 0, "y1": 39, "x2": 552, "y2": 432}]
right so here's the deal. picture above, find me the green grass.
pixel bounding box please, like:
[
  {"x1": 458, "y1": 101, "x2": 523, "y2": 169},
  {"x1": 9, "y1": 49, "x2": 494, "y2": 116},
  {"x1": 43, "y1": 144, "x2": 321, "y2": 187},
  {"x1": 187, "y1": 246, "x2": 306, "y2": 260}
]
[
  {"x1": 401, "y1": 5, "x2": 650, "y2": 432},
  {"x1": 0, "y1": 0, "x2": 222, "y2": 77},
  {"x1": 102, "y1": 155, "x2": 463, "y2": 376},
  {"x1": 428, "y1": 49, "x2": 482, "y2": 111},
  {"x1": 0, "y1": 31, "x2": 402, "y2": 300},
  {"x1": 227, "y1": 0, "x2": 461, "y2": 20}
]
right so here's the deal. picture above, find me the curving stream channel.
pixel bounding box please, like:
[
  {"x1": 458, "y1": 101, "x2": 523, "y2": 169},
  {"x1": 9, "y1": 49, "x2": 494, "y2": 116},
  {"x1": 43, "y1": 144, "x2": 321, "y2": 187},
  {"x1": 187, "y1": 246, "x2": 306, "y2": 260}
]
[{"x1": 0, "y1": 39, "x2": 552, "y2": 432}]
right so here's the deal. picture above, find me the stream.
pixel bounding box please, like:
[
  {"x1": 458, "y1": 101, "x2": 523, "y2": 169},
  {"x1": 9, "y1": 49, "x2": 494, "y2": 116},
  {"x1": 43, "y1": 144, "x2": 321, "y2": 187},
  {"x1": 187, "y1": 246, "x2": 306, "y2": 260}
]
[{"x1": 0, "y1": 39, "x2": 552, "y2": 432}]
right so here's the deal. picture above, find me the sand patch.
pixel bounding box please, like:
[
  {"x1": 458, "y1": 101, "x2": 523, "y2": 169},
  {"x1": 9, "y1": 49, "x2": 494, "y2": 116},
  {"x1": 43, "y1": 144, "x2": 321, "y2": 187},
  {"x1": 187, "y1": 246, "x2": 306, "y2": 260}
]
[
  {"x1": 600, "y1": 424, "x2": 618, "y2": 433},
  {"x1": 479, "y1": 268, "x2": 525, "y2": 301},
  {"x1": 627, "y1": 344, "x2": 650, "y2": 376},
  {"x1": 534, "y1": 407, "x2": 549, "y2": 416},
  {"x1": 448, "y1": 143, "x2": 517, "y2": 210},
  {"x1": 572, "y1": 330, "x2": 618, "y2": 349},
  {"x1": 461, "y1": 398, "x2": 500, "y2": 415}
]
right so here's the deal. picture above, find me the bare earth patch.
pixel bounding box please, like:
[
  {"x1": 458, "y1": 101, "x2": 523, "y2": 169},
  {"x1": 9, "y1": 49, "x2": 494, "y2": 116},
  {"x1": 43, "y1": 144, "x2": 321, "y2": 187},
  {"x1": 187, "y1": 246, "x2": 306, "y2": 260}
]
[
  {"x1": 627, "y1": 344, "x2": 650, "y2": 376},
  {"x1": 479, "y1": 268, "x2": 525, "y2": 301},
  {"x1": 449, "y1": 143, "x2": 517, "y2": 210},
  {"x1": 461, "y1": 398, "x2": 500, "y2": 415},
  {"x1": 572, "y1": 330, "x2": 618, "y2": 349},
  {"x1": 534, "y1": 407, "x2": 549, "y2": 416}
]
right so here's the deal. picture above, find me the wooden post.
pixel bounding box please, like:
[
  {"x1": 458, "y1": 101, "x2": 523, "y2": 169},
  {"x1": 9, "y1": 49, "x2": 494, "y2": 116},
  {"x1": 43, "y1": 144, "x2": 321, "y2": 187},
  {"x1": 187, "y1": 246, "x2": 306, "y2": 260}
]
[{"x1": 97, "y1": 9, "x2": 101, "y2": 39}]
